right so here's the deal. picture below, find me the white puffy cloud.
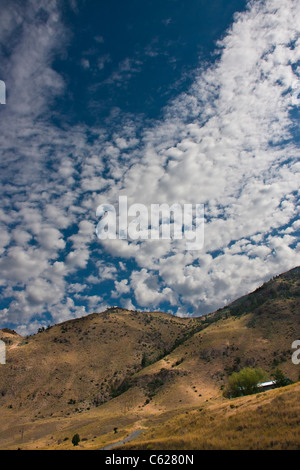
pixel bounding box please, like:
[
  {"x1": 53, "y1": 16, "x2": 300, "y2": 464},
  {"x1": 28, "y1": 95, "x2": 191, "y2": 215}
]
[
  {"x1": 130, "y1": 269, "x2": 178, "y2": 307},
  {"x1": 0, "y1": 0, "x2": 299, "y2": 332},
  {"x1": 98, "y1": 0, "x2": 300, "y2": 315},
  {"x1": 0, "y1": 246, "x2": 49, "y2": 283}
]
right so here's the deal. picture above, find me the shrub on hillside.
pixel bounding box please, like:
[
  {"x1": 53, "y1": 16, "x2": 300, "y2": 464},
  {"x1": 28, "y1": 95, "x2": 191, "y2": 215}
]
[
  {"x1": 224, "y1": 367, "x2": 267, "y2": 398},
  {"x1": 272, "y1": 368, "x2": 293, "y2": 388},
  {"x1": 72, "y1": 433, "x2": 80, "y2": 446}
]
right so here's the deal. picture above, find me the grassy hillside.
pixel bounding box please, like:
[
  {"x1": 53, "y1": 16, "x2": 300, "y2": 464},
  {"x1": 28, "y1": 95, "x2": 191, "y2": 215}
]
[
  {"x1": 118, "y1": 382, "x2": 300, "y2": 450},
  {"x1": 0, "y1": 308, "x2": 200, "y2": 417},
  {"x1": 0, "y1": 267, "x2": 299, "y2": 450}
]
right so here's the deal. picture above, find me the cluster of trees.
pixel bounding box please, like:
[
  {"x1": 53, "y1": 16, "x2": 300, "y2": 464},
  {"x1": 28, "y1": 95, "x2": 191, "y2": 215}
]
[
  {"x1": 224, "y1": 367, "x2": 292, "y2": 398},
  {"x1": 225, "y1": 367, "x2": 266, "y2": 398}
]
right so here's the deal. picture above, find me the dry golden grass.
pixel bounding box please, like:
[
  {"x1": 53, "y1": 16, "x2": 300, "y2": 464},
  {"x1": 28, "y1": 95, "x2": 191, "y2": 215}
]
[
  {"x1": 0, "y1": 309, "x2": 200, "y2": 449},
  {"x1": 118, "y1": 382, "x2": 300, "y2": 450},
  {"x1": 0, "y1": 309, "x2": 199, "y2": 417}
]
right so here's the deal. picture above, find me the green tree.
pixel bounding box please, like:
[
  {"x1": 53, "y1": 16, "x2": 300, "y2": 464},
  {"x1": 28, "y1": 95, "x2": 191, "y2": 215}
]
[
  {"x1": 272, "y1": 368, "x2": 292, "y2": 387},
  {"x1": 141, "y1": 353, "x2": 148, "y2": 367},
  {"x1": 72, "y1": 433, "x2": 80, "y2": 447},
  {"x1": 226, "y1": 367, "x2": 267, "y2": 398}
]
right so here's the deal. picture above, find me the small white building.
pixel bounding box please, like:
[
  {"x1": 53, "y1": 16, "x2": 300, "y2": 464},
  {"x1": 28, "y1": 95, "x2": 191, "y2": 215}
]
[{"x1": 257, "y1": 380, "x2": 277, "y2": 391}]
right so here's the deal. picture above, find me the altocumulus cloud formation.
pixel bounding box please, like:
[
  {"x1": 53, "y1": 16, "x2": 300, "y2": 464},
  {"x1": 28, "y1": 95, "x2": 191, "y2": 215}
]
[{"x1": 0, "y1": 0, "x2": 299, "y2": 334}]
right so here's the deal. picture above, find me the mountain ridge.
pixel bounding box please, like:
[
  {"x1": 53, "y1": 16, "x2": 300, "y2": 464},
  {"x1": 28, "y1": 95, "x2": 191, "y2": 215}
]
[{"x1": 0, "y1": 266, "x2": 299, "y2": 449}]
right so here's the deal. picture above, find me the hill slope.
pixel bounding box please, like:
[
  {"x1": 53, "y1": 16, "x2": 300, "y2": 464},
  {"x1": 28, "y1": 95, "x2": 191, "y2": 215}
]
[
  {"x1": 0, "y1": 267, "x2": 299, "y2": 450},
  {"x1": 0, "y1": 309, "x2": 200, "y2": 417},
  {"x1": 118, "y1": 382, "x2": 300, "y2": 450}
]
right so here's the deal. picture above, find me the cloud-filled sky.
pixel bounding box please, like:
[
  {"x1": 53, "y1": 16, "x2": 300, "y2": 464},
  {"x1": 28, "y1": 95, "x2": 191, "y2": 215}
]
[{"x1": 0, "y1": 0, "x2": 299, "y2": 335}]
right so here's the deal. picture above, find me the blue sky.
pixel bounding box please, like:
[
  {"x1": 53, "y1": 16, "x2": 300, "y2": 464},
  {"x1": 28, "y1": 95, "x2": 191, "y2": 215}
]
[{"x1": 0, "y1": 0, "x2": 299, "y2": 335}]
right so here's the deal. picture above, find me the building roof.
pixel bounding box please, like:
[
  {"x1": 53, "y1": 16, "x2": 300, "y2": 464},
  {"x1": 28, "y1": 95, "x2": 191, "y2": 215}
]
[{"x1": 257, "y1": 380, "x2": 277, "y2": 388}]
